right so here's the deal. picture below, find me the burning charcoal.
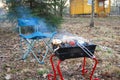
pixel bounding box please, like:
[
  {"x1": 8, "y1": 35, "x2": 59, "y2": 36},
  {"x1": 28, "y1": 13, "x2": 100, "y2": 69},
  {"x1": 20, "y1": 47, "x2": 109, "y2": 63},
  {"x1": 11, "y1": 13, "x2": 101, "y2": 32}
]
[{"x1": 69, "y1": 40, "x2": 76, "y2": 47}]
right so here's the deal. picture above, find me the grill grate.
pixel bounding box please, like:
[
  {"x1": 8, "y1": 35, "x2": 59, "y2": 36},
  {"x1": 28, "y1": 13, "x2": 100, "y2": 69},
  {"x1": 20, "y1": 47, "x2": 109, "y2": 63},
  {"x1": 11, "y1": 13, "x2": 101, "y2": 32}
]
[{"x1": 52, "y1": 39, "x2": 96, "y2": 61}]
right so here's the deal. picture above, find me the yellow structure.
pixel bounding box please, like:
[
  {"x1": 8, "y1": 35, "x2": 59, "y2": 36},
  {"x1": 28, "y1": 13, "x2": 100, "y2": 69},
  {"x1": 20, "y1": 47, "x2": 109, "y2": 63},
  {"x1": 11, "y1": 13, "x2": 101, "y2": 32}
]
[{"x1": 70, "y1": 0, "x2": 111, "y2": 16}]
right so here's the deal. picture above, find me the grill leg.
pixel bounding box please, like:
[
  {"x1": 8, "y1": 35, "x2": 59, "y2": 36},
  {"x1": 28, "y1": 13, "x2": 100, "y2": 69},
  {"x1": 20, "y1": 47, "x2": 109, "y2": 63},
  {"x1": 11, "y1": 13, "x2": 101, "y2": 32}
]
[
  {"x1": 90, "y1": 58, "x2": 99, "y2": 80},
  {"x1": 48, "y1": 55, "x2": 99, "y2": 80},
  {"x1": 48, "y1": 54, "x2": 64, "y2": 80},
  {"x1": 57, "y1": 60, "x2": 64, "y2": 80},
  {"x1": 47, "y1": 54, "x2": 57, "y2": 80},
  {"x1": 82, "y1": 57, "x2": 88, "y2": 75}
]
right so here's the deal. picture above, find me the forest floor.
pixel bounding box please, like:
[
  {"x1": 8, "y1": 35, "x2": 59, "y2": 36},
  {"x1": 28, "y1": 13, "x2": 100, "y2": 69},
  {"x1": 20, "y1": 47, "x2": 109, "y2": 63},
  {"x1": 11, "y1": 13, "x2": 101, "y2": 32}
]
[{"x1": 0, "y1": 16, "x2": 120, "y2": 80}]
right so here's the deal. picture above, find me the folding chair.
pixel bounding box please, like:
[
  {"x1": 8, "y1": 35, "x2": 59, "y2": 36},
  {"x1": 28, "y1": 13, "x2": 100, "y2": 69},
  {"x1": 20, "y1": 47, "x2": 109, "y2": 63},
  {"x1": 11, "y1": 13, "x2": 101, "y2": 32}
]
[{"x1": 17, "y1": 17, "x2": 57, "y2": 64}]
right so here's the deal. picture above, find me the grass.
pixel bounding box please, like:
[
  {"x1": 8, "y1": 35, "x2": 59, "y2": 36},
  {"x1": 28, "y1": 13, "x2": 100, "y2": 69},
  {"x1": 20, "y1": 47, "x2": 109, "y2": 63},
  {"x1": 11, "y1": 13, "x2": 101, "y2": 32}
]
[{"x1": 37, "y1": 68, "x2": 48, "y2": 75}]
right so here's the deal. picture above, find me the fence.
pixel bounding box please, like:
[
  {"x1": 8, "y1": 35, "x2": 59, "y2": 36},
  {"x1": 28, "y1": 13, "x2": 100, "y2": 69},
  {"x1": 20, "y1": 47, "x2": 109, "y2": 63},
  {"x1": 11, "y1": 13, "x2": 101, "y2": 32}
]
[{"x1": 110, "y1": 6, "x2": 120, "y2": 15}]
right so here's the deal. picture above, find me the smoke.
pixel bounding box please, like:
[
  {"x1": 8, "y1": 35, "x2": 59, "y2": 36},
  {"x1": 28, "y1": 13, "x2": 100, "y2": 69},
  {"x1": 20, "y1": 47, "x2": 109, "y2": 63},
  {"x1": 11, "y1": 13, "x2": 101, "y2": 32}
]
[
  {"x1": 0, "y1": 7, "x2": 7, "y2": 22},
  {"x1": 37, "y1": 18, "x2": 57, "y2": 32},
  {"x1": 15, "y1": 6, "x2": 32, "y2": 18},
  {"x1": 16, "y1": 6, "x2": 56, "y2": 33}
]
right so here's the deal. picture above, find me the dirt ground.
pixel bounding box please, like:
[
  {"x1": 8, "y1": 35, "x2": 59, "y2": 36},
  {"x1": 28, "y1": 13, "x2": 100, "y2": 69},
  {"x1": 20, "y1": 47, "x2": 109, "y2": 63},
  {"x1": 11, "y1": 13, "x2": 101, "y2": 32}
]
[{"x1": 0, "y1": 16, "x2": 120, "y2": 80}]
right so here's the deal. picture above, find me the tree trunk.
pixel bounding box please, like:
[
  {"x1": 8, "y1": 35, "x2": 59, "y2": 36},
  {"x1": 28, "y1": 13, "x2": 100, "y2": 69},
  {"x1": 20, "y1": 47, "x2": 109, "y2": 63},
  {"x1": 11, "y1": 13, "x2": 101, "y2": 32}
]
[
  {"x1": 54, "y1": 0, "x2": 57, "y2": 15},
  {"x1": 90, "y1": 0, "x2": 94, "y2": 27},
  {"x1": 29, "y1": 0, "x2": 33, "y2": 9},
  {"x1": 60, "y1": 0, "x2": 63, "y2": 17}
]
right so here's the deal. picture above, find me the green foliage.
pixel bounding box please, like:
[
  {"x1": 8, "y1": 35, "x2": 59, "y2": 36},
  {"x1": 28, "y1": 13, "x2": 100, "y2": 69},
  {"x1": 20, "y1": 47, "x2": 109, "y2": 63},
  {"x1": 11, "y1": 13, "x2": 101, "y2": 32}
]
[
  {"x1": 37, "y1": 69, "x2": 48, "y2": 75},
  {"x1": 45, "y1": 14, "x2": 63, "y2": 28},
  {"x1": 5, "y1": 0, "x2": 22, "y2": 22},
  {"x1": 5, "y1": 0, "x2": 67, "y2": 27},
  {"x1": 30, "y1": 0, "x2": 67, "y2": 27}
]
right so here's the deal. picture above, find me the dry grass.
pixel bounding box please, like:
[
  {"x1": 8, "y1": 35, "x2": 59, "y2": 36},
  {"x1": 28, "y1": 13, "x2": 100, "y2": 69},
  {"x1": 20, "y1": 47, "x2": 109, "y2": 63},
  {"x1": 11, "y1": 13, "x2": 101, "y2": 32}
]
[{"x1": 0, "y1": 16, "x2": 120, "y2": 80}]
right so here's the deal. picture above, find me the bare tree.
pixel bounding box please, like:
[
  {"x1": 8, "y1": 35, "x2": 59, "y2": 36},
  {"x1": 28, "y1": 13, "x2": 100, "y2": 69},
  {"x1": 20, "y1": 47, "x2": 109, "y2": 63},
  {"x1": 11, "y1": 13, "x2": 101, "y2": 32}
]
[{"x1": 90, "y1": 0, "x2": 94, "y2": 27}]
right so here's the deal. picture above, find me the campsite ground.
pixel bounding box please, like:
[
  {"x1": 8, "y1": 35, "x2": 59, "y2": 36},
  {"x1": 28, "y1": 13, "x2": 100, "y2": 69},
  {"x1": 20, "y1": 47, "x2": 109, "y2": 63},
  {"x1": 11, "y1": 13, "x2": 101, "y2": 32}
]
[{"x1": 0, "y1": 16, "x2": 120, "y2": 80}]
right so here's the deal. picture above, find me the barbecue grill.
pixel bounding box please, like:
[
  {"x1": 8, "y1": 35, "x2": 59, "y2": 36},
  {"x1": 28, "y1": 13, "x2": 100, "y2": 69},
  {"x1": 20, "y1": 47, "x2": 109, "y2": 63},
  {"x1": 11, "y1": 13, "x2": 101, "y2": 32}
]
[
  {"x1": 53, "y1": 43, "x2": 96, "y2": 60},
  {"x1": 48, "y1": 36, "x2": 99, "y2": 80}
]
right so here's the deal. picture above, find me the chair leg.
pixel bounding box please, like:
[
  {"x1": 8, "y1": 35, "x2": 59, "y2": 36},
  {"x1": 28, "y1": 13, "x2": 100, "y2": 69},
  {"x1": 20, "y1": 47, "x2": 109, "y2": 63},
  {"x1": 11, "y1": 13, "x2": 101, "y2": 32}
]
[
  {"x1": 43, "y1": 39, "x2": 53, "y2": 52},
  {"x1": 30, "y1": 50, "x2": 44, "y2": 64},
  {"x1": 20, "y1": 38, "x2": 28, "y2": 59},
  {"x1": 82, "y1": 57, "x2": 88, "y2": 75},
  {"x1": 44, "y1": 32, "x2": 57, "y2": 52},
  {"x1": 21, "y1": 39, "x2": 35, "y2": 60},
  {"x1": 22, "y1": 39, "x2": 47, "y2": 64},
  {"x1": 48, "y1": 54, "x2": 57, "y2": 80},
  {"x1": 40, "y1": 46, "x2": 49, "y2": 64},
  {"x1": 37, "y1": 39, "x2": 52, "y2": 64}
]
